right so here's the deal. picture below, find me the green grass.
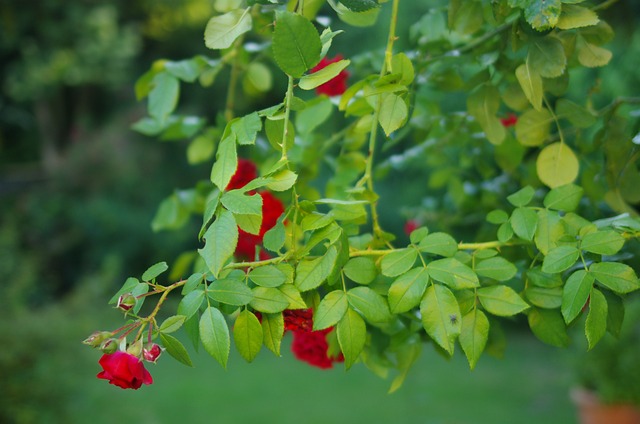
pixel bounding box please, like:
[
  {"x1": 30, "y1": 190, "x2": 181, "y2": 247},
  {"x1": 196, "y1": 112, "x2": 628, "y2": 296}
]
[{"x1": 69, "y1": 325, "x2": 577, "y2": 424}]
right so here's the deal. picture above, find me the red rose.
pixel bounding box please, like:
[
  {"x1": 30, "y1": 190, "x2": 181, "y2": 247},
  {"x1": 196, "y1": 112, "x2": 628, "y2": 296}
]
[
  {"x1": 284, "y1": 308, "x2": 314, "y2": 333},
  {"x1": 227, "y1": 158, "x2": 258, "y2": 191},
  {"x1": 97, "y1": 351, "x2": 153, "y2": 390},
  {"x1": 235, "y1": 191, "x2": 285, "y2": 260},
  {"x1": 404, "y1": 219, "x2": 420, "y2": 236},
  {"x1": 311, "y1": 55, "x2": 350, "y2": 97},
  {"x1": 291, "y1": 328, "x2": 344, "y2": 369},
  {"x1": 500, "y1": 113, "x2": 518, "y2": 127}
]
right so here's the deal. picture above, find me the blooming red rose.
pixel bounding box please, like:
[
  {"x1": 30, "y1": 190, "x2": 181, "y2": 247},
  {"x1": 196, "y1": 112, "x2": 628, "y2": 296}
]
[
  {"x1": 500, "y1": 113, "x2": 518, "y2": 127},
  {"x1": 97, "y1": 351, "x2": 153, "y2": 390},
  {"x1": 291, "y1": 328, "x2": 344, "y2": 369},
  {"x1": 311, "y1": 55, "x2": 350, "y2": 97},
  {"x1": 284, "y1": 308, "x2": 314, "y2": 333},
  {"x1": 235, "y1": 191, "x2": 285, "y2": 260},
  {"x1": 227, "y1": 158, "x2": 258, "y2": 191}
]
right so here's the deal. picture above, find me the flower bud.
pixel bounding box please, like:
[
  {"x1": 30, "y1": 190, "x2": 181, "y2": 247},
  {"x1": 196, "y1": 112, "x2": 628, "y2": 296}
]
[
  {"x1": 83, "y1": 331, "x2": 113, "y2": 348},
  {"x1": 117, "y1": 293, "x2": 137, "y2": 312},
  {"x1": 143, "y1": 343, "x2": 163, "y2": 363},
  {"x1": 126, "y1": 339, "x2": 143, "y2": 357},
  {"x1": 100, "y1": 338, "x2": 118, "y2": 354}
]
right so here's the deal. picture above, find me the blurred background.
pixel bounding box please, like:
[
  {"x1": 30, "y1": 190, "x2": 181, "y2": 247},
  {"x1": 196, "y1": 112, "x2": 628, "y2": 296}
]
[{"x1": 1, "y1": 1, "x2": 639, "y2": 423}]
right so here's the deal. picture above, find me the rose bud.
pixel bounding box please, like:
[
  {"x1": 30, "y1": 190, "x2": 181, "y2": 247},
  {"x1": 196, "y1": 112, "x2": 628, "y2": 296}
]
[
  {"x1": 83, "y1": 331, "x2": 113, "y2": 348},
  {"x1": 117, "y1": 293, "x2": 137, "y2": 312},
  {"x1": 126, "y1": 339, "x2": 143, "y2": 357},
  {"x1": 143, "y1": 343, "x2": 164, "y2": 363},
  {"x1": 99, "y1": 338, "x2": 118, "y2": 354}
]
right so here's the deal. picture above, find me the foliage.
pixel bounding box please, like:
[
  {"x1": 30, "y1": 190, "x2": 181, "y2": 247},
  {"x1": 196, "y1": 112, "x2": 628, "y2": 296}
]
[{"x1": 87, "y1": 0, "x2": 640, "y2": 391}]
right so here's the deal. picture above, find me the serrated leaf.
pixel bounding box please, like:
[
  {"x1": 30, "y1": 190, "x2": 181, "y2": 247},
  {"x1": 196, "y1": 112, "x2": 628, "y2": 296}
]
[
  {"x1": 561, "y1": 270, "x2": 594, "y2": 323},
  {"x1": 208, "y1": 278, "x2": 254, "y2": 306},
  {"x1": 210, "y1": 136, "x2": 238, "y2": 191},
  {"x1": 263, "y1": 218, "x2": 286, "y2": 252},
  {"x1": 555, "y1": 99, "x2": 596, "y2": 128},
  {"x1": 590, "y1": 262, "x2": 640, "y2": 294},
  {"x1": 388, "y1": 268, "x2": 429, "y2": 314},
  {"x1": 381, "y1": 248, "x2": 418, "y2": 277},
  {"x1": 142, "y1": 261, "x2": 169, "y2": 282},
  {"x1": 160, "y1": 333, "x2": 193, "y2": 367},
  {"x1": 204, "y1": 8, "x2": 253, "y2": 50},
  {"x1": 580, "y1": 230, "x2": 625, "y2": 255},
  {"x1": 427, "y1": 258, "x2": 479, "y2": 289},
  {"x1": 182, "y1": 273, "x2": 204, "y2": 295},
  {"x1": 314, "y1": 290, "x2": 349, "y2": 331},
  {"x1": 347, "y1": 286, "x2": 392, "y2": 323},
  {"x1": 221, "y1": 190, "x2": 263, "y2": 217},
  {"x1": 299, "y1": 59, "x2": 351, "y2": 90},
  {"x1": 343, "y1": 257, "x2": 377, "y2": 285},
  {"x1": 418, "y1": 232, "x2": 458, "y2": 257},
  {"x1": 558, "y1": 4, "x2": 599, "y2": 30},
  {"x1": 337, "y1": 308, "x2": 366, "y2": 369},
  {"x1": 272, "y1": 11, "x2": 321, "y2": 77},
  {"x1": 261, "y1": 312, "x2": 284, "y2": 356},
  {"x1": 478, "y1": 285, "x2": 530, "y2": 316},
  {"x1": 542, "y1": 245, "x2": 580, "y2": 273},
  {"x1": 516, "y1": 63, "x2": 543, "y2": 111},
  {"x1": 577, "y1": 38, "x2": 612, "y2": 68},
  {"x1": 543, "y1": 184, "x2": 584, "y2": 211},
  {"x1": 378, "y1": 93, "x2": 408, "y2": 136},
  {"x1": 511, "y1": 207, "x2": 538, "y2": 241},
  {"x1": 474, "y1": 257, "x2": 517, "y2": 281},
  {"x1": 507, "y1": 186, "x2": 535, "y2": 207},
  {"x1": 248, "y1": 265, "x2": 287, "y2": 288},
  {"x1": 233, "y1": 310, "x2": 263, "y2": 362},
  {"x1": 420, "y1": 284, "x2": 461, "y2": 355},
  {"x1": 524, "y1": 0, "x2": 561, "y2": 31},
  {"x1": 585, "y1": 288, "x2": 607, "y2": 350},
  {"x1": 249, "y1": 287, "x2": 289, "y2": 313},
  {"x1": 527, "y1": 308, "x2": 570, "y2": 347},
  {"x1": 460, "y1": 309, "x2": 489, "y2": 370},
  {"x1": 177, "y1": 289, "x2": 205, "y2": 320},
  {"x1": 535, "y1": 209, "x2": 564, "y2": 256},
  {"x1": 528, "y1": 36, "x2": 566, "y2": 78},
  {"x1": 230, "y1": 112, "x2": 261, "y2": 145},
  {"x1": 159, "y1": 315, "x2": 187, "y2": 334},
  {"x1": 527, "y1": 267, "x2": 563, "y2": 288},
  {"x1": 198, "y1": 209, "x2": 238, "y2": 278},
  {"x1": 278, "y1": 284, "x2": 307, "y2": 309},
  {"x1": 295, "y1": 246, "x2": 338, "y2": 291},
  {"x1": 200, "y1": 306, "x2": 230, "y2": 368},
  {"x1": 266, "y1": 169, "x2": 298, "y2": 192},
  {"x1": 525, "y1": 286, "x2": 563, "y2": 309}
]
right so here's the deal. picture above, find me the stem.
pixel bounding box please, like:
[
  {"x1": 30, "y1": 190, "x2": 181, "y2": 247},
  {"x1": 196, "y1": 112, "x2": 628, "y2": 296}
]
[
  {"x1": 350, "y1": 239, "x2": 526, "y2": 257},
  {"x1": 224, "y1": 37, "x2": 244, "y2": 122},
  {"x1": 281, "y1": 75, "x2": 295, "y2": 163},
  {"x1": 592, "y1": 0, "x2": 619, "y2": 11}
]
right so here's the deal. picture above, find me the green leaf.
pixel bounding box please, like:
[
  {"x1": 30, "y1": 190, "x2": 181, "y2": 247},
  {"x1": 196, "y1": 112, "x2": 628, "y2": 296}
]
[
  {"x1": 210, "y1": 136, "x2": 238, "y2": 191},
  {"x1": 159, "y1": 315, "x2": 187, "y2": 334},
  {"x1": 562, "y1": 270, "x2": 594, "y2": 323},
  {"x1": 343, "y1": 257, "x2": 377, "y2": 285},
  {"x1": 314, "y1": 290, "x2": 349, "y2": 331},
  {"x1": 534, "y1": 209, "x2": 564, "y2": 255},
  {"x1": 527, "y1": 267, "x2": 563, "y2": 288},
  {"x1": 208, "y1": 278, "x2": 254, "y2": 306},
  {"x1": 466, "y1": 84, "x2": 505, "y2": 145},
  {"x1": 555, "y1": 99, "x2": 596, "y2": 128},
  {"x1": 263, "y1": 218, "x2": 286, "y2": 253},
  {"x1": 160, "y1": 333, "x2": 193, "y2": 367},
  {"x1": 177, "y1": 289, "x2": 205, "y2": 320},
  {"x1": 388, "y1": 268, "x2": 429, "y2": 314},
  {"x1": 507, "y1": 186, "x2": 535, "y2": 207},
  {"x1": 418, "y1": 232, "x2": 458, "y2": 257},
  {"x1": 337, "y1": 308, "x2": 366, "y2": 370},
  {"x1": 525, "y1": 286, "x2": 563, "y2": 309},
  {"x1": 478, "y1": 285, "x2": 530, "y2": 316},
  {"x1": 420, "y1": 284, "x2": 461, "y2": 355},
  {"x1": 204, "y1": 8, "x2": 253, "y2": 50},
  {"x1": 299, "y1": 59, "x2": 351, "y2": 90},
  {"x1": 536, "y1": 142, "x2": 580, "y2": 188},
  {"x1": 249, "y1": 287, "x2": 289, "y2": 313},
  {"x1": 261, "y1": 312, "x2": 284, "y2": 356},
  {"x1": 141, "y1": 261, "x2": 169, "y2": 282},
  {"x1": 230, "y1": 112, "x2": 262, "y2": 145},
  {"x1": 347, "y1": 286, "x2": 392, "y2": 323},
  {"x1": 427, "y1": 258, "x2": 479, "y2": 289},
  {"x1": 148, "y1": 72, "x2": 180, "y2": 123},
  {"x1": 338, "y1": 0, "x2": 379, "y2": 12},
  {"x1": 528, "y1": 36, "x2": 566, "y2": 78},
  {"x1": 516, "y1": 63, "x2": 543, "y2": 111},
  {"x1": 580, "y1": 230, "x2": 625, "y2": 255},
  {"x1": 266, "y1": 169, "x2": 297, "y2": 192},
  {"x1": 187, "y1": 135, "x2": 215, "y2": 165},
  {"x1": 248, "y1": 265, "x2": 287, "y2": 288},
  {"x1": 272, "y1": 11, "x2": 321, "y2": 78},
  {"x1": 182, "y1": 273, "x2": 204, "y2": 295},
  {"x1": 590, "y1": 262, "x2": 640, "y2": 294},
  {"x1": 198, "y1": 209, "x2": 238, "y2": 278},
  {"x1": 543, "y1": 184, "x2": 584, "y2": 211},
  {"x1": 233, "y1": 310, "x2": 263, "y2": 362},
  {"x1": 296, "y1": 97, "x2": 333, "y2": 135},
  {"x1": 391, "y1": 53, "x2": 415, "y2": 85},
  {"x1": 527, "y1": 308, "x2": 570, "y2": 347},
  {"x1": 278, "y1": 284, "x2": 307, "y2": 310},
  {"x1": 164, "y1": 58, "x2": 204, "y2": 83},
  {"x1": 577, "y1": 37, "x2": 612, "y2": 68},
  {"x1": 510, "y1": 207, "x2": 538, "y2": 241},
  {"x1": 378, "y1": 93, "x2": 408, "y2": 136},
  {"x1": 524, "y1": 0, "x2": 561, "y2": 31},
  {"x1": 381, "y1": 248, "x2": 418, "y2": 277},
  {"x1": 221, "y1": 190, "x2": 262, "y2": 217},
  {"x1": 295, "y1": 246, "x2": 338, "y2": 291},
  {"x1": 200, "y1": 306, "x2": 231, "y2": 368},
  {"x1": 474, "y1": 257, "x2": 518, "y2": 281},
  {"x1": 152, "y1": 192, "x2": 190, "y2": 232},
  {"x1": 558, "y1": 4, "x2": 599, "y2": 30},
  {"x1": 460, "y1": 309, "x2": 489, "y2": 370},
  {"x1": 542, "y1": 245, "x2": 580, "y2": 274},
  {"x1": 515, "y1": 108, "x2": 552, "y2": 146},
  {"x1": 604, "y1": 292, "x2": 624, "y2": 338},
  {"x1": 487, "y1": 210, "x2": 509, "y2": 225},
  {"x1": 585, "y1": 288, "x2": 607, "y2": 350}
]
